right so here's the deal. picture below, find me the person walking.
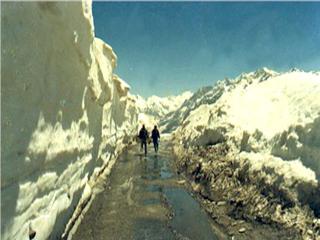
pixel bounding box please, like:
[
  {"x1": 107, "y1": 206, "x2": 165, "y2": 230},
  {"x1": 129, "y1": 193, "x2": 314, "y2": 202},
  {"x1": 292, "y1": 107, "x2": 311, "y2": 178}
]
[
  {"x1": 151, "y1": 125, "x2": 160, "y2": 153},
  {"x1": 139, "y1": 124, "x2": 149, "y2": 156}
]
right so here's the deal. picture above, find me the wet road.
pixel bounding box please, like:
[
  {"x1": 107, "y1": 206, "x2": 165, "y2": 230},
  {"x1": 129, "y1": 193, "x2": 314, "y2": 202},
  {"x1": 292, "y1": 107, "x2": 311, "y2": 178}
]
[{"x1": 72, "y1": 142, "x2": 226, "y2": 240}]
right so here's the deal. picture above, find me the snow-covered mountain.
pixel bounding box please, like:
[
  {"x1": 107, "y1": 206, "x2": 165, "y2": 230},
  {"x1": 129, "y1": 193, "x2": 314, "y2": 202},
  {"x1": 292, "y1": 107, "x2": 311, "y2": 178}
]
[
  {"x1": 136, "y1": 92, "x2": 192, "y2": 117},
  {"x1": 133, "y1": 91, "x2": 192, "y2": 130},
  {"x1": 171, "y1": 68, "x2": 320, "y2": 238},
  {"x1": 161, "y1": 68, "x2": 279, "y2": 133}
]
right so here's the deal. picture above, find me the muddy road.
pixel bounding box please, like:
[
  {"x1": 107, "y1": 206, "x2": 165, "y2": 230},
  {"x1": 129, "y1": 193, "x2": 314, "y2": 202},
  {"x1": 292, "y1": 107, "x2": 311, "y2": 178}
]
[{"x1": 72, "y1": 142, "x2": 227, "y2": 240}]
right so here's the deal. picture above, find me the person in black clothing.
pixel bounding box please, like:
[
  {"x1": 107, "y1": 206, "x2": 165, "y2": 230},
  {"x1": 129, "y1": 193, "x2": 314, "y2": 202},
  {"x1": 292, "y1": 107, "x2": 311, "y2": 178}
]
[
  {"x1": 151, "y1": 125, "x2": 160, "y2": 153},
  {"x1": 139, "y1": 124, "x2": 149, "y2": 156}
]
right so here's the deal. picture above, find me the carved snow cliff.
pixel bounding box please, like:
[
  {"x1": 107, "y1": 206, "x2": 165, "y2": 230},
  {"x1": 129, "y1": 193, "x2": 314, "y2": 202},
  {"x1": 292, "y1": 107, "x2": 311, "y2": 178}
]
[{"x1": 1, "y1": 1, "x2": 138, "y2": 240}]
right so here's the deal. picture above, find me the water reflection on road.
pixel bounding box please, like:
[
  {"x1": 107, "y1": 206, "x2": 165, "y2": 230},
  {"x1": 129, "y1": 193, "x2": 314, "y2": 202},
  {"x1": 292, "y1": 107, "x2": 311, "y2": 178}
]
[{"x1": 73, "y1": 142, "x2": 225, "y2": 240}]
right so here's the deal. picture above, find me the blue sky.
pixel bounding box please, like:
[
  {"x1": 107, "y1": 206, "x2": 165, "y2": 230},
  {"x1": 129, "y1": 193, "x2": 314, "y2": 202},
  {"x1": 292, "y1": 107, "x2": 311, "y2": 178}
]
[{"x1": 92, "y1": 2, "x2": 320, "y2": 97}]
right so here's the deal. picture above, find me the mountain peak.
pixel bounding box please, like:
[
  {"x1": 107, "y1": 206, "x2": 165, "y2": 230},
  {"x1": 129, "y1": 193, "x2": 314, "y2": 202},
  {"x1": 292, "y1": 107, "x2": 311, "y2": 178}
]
[{"x1": 254, "y1": 67, "x2": 277, "y2": 76}]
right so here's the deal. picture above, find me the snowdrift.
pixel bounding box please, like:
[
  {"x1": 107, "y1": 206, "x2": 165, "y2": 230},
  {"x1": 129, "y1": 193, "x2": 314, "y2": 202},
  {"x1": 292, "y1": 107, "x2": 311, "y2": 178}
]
[
  {"x1": 1, "y1": 2, "x2": 138, "y2": 240},
  {"x1": 172, "y1": 68, "x2": 320, "y2": 238}
]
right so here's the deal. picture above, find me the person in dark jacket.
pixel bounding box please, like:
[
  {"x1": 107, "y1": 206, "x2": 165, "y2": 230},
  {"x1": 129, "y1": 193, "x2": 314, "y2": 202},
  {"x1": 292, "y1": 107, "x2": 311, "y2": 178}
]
[
  {"x1": 151, "y1": 125, "x2": 160, "y2": 153},
  {"x1": 139, "y1": 124, "x2": 149, "y2": 156}
]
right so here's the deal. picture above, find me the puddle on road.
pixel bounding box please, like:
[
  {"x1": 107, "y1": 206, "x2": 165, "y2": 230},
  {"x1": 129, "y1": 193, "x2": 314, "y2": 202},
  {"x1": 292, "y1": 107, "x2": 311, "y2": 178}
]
[
  {"x1": 164, "y1": 188, "x2": 219, "y2": 240},
  {"x1": 138, "y1": 144, "x2": 221, "y2": 239},
  {"x1": 73, "y1": 143, "x2": 225, "y2": 240},
  {"x1": 143, "y1": 198, "x2": 161, "y2": 205},
  {"x1": 133, "y1": 218, "x2": 175, "y2": 240},
  {"x1": 146, "y1": 184, "x2": 162, "y2": 192}
]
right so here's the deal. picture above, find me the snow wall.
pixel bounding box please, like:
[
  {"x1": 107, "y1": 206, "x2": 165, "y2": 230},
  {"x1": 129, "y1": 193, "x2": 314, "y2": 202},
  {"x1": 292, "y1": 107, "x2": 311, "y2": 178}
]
[{"x1": 1, "y1": 2, "x2": 138, "y2": 239}]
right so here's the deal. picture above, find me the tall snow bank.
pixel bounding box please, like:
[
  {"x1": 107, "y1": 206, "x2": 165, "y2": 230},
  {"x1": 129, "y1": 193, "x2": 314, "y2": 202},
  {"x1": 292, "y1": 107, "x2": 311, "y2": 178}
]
[
  {"x1": 176, "y1": 69, "x2": 320, "y2": 180},
  {"x1": 1, "y1": 2, "x2": 138, "y2": 240},
  {"x1": 174, "y1": 68, "x2": 320, "y2": 220},
  {"x1": 222, "y1": 71, "x2": 320, "y2": 139}
]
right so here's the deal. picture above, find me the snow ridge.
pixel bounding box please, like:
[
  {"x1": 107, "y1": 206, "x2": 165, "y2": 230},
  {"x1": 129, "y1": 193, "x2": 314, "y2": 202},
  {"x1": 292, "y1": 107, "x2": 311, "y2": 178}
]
[{"x1": 161, "y1": 67, "x2": 278, "y2": 133}]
